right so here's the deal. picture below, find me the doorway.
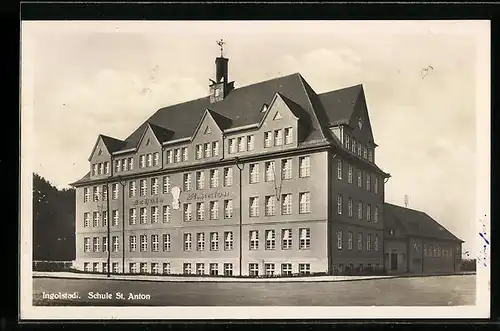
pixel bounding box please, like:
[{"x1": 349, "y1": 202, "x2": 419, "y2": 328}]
[{"x1": 390, "y1": 253, "x2": 398, "y2": 271}]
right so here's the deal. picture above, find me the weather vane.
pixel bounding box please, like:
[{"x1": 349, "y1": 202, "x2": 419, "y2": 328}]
[{"x1": 216, "y1": 39, "x2": 225, "y2": 57}]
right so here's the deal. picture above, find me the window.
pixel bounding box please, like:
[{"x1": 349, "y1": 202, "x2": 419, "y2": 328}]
[
  {"x1": 285, "y1": 127, "x2": 293, "y2": 144},
  {"x1": 83, "y1": 212, "x2": 90, "y2": 227},
  {"x1": 91, "y1": 164, "x2": 97, "y2": 176},
  {"x1": 265, "y1": 195, "x2": 276, "y2": 216},
  {"x1": 281, "y1": 159, "x2": 292, "y2": 179},
  {"x1": 93, "y1": 212, "x2": 99, "y2": 227},
  {"x1": 115, "y1": 160, "x2": 121, "y2": 173},
  {"x1": 151, "y1": 206, "x2": 159, "y2": 223},
  {"x1": 249, "y1": 230, "x2": 259, "y2": 250},
  {"x1": 129, "y1": 236, "x2": 137, "y2": 252},
  {"x1": 265, "y1": 161, "x2": 275, "y2": 182},
  {"x1": 224, "y1": 200, "x2": 233, "y2": 218},
  {"x1": 112, "y1": 210, "x2": 119, "y2": 226},
  {"x1": 299, "y1": 264, "x2": 311, "y2": 276},
  {"x1": 197, "y1": 232, "x2": 205, "y2": 251},
  {"x1": 183, "y1": 173, "x2": 192, "y2": 191},
  {"x1": 102, "y1": 237, "x2": 108, "y2": 252},
  {"x1": 122, "y1": 158, "x2": 128, "y2": 172},
  {"x1": 281, "y1": 229, "x2": 292, "y2": 250},
  {"x1": 166, "y1": 150, "x2": 173, "y2": 164},
  {"x1": 163, "y1": 233, "x2": 171, "y2": 251},
  {"x1": 366, "y1": 174, "x2": 371, "y2": 191},
  {"x1": 140, "y1": 179, "x2": 147, "y2": 196},
  {"x1": 84, "y1": 188, "x2": 90, "y2": 202},
  {"x1": 183, "y1": 263, "x2": 192, "y2": 275},
  {"x1": 84, "y1": 262, "x2": 90, "y2": 272},
  {"x1": 93, "y1": 237, "x2": 100, "y2": 252},
  {"x1": 182, "y1": 147, "x2": 189, "y2": 161},
  {"x1": 147, "y1": 153, "x2": 153, "y2": 167},
  {"x1": 228, "y1": 138, "x2": 236, "y2": 154},
  {"x1": 264, "y1": 131, "x2": 273, "y2": 148},
  {"x1": 358, "y1": 201, "x2": 363, "y2": 220},
  {"x1": 337, "y1": 195, "x2": 343, "y2": 215},
  {"x1": 196, "y1": 171, "x2": 205, "y2": 190},
  {"x1": 357, "y1": 170, "x2": 362, "y2": 187},
  {"x1": 196, "y1": 202, "x2": 205, "y2": 221},
  {"x1": 249, "y1": 163, "x2": 259, "y2": 184},
  {"x1": 140, "y1": 262, "x2": 148, "y2": 274},
  {"x1": 299, "y1": 228, "x2": 311, "y2": 250},
  {"x1": 367, "y1": 204, "x2": 371, "y2": 222},
  {"x1": 212, "y1": 142, "x2": 219, "y2": 157},
  {"x1": 210, "y1": 232, "x2": 219, "y2": 251},
  {"x1": 93, "y1": 186, "x2": 100, "y2": 202},
  {"x1": 363, "y1": 146, "x2": 368, "y2": 159},
  {"x1": 104, "y1": 161, "x2": 110, "y2": 174},
  {"x1": 265, "y1": 263, "x2": 275, "y2": 276},
  {"x1": 128, "y1": 157, "x2": 133, "y2": 170},
  {"x1": 210, "y1": 263, "x2": 219, "y2": 276},
  {"x1": 163, "y1": 263, "x2": 171, "y2": 274},
  {"x1": 374, "y1": 177, "x2": 379, "y2": 194},
  {"x1": 265, "y1": 230, "x2": 276, "y2": 250},
  {"x1": 368, "y1": 149, "x2": 373, "y2": 162},
  {"x1": 140, "y1": 207, "x2": 147, "y2": 224},
  {"x1": 102, "y1": 185, "x2": 108, "y2": 200},
  {"x1": 183, "y1": 233, "x2": 192, "y2": 251},
  {"x1": 247, "y1": 135, "x2": 255, "y2": 151},
  {"x1": 348, "y1": 232, "x2": 353, "y2": 250},
  {"x1": 345, "y1": 134, "x2": 350, "y2": 150},
  {"x1": 337, "y1": 159, "x2": 343, "y2": 179},
  {"x1": 196, "y1": 144, "x2": 203, "y2": 159},
  {"x1": 250, "y1": 197, "x2": 259, "y2": 217},
  {"x1": 183, "y1": 203, "x2": 192, "y2": 222},
  {"x1": 274, "y1": 129, "x2": 283, "y2": 146},
  {"x1": 374, "y1": 235, "x2": 379, "y2": 252},
  {"x1": 140, "y1": 235, "x2": 147, "y2": 252},
  {"x1": 299, "y1": 192, "x2": 311, "y2": 214},
  {"x1": 367, "y1": 234, "x2": 372, "y2": 251},
  {"x1": 223, "y1": 167, "x2": 233, "y2": 186},
  {"x1": 357, "y1": 233, "x2": 363, "y2": 251},
  {"x1": 224, "y1": 263, "x2": 233, "y2": 276},
  {"x1": 210, "y1": 201, "x2": 219, "y2": 220},
  {"x1": 374, "y1": 206, "x2": 379, "y2": 223},
  {"x1": 351, "y1": 138, "x2": 357, "y2": 153},
  {"x1": 151, "y1": 178, "x2": 158, "y2": 195},
  {"x1": 204, "y1": 142, "x2": 212, "y2": 158},
  {"x1": 281, "y1": 263, "x2": 292, "y2": 276},
  {"x1": 337, "y1": 230, "x2": 343, "y2": 249},
  {"x1": 196, "y1": 263, "x2": 205, "y2": 275},
  {"x1": 151, "y1": 262, "x2": 160, "y2": 274},
  {"x1": 129, "y1": 263, "x2": 137, "y2": 274},
  {"x1": 129, "y1": 181, "x2": 136, "y2": 198},
  {"x1": 224, "y1": 231, "x2": 233, "y2": 250},
  {"x1": 163, "y1": 176, "x2": 171, "y2": 193},
  {"x1": 175, "y1": 149, "x2": 181, "y2": 163},
  {"x1": 140, "y1": 155, "x2": 146, "y2": 168},
  {"x1": 112, "y1": 236, "x2": 119, "y2": 252},
  {"x1": 112, "y1": 183, "x2": 118, "y2": 200},
  {"x1": 249, "y1": 263, "x2": 259, "y2": 276},
  {"x1": 358, "y1": 144, "x2": 362, "y2": 157},
  {"x1": 281, "y1": 194, "x2": 292, "y2": 215},
  {"x1": 348, "y1": 197, "x2": 353, "y2": 217},
  {"x1": 162, "y1": 205, "x2": 171, "y2": 223},
  {"x1": 347, "y1": 164, "x2": 353, "y2": 184},
  {"x1": 210, "y1": 169, "x2": 219, "y2": 188},
  {"x1": 129, "y1": 208, "x2": 136, "y2": 225},
  {"x1": 238, "y1": 136, "x2": 246, "y2": 152}
]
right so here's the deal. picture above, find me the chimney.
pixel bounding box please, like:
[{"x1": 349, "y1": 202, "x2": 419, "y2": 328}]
[{"x1": 210, "y1": 39, "x2": 234, "y2": 103}]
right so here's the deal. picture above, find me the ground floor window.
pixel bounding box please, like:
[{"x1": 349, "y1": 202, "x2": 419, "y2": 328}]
[
  {"x1": 338, "y1": 264, "x2": 344, "y2": 273},
  {"x1": 92, "y1": 262, "x2": 99, "y2": 272},
  {"x1": 163, "y1": 263, "x2": 171, "y2": 275},
  {"x1": 102, "y1": 262, "x2": 108, "y2": 273},
  {"x1": 210, "y1": 263, "x2": 219, "y2": 276},
  {"x1": 84, "y1": 262, "x2": 90, "y2": 272},
  {"x1": 265, "y1": 263, "x2": 275, "y2": 276},
  {"x1": 112, "y1": 262, "x2": 119, "y2": 273},
  {"x1": 183, "y1": 263, "x2": 192, "y2": 275},
  {"x1": 151, "y1": 263, "x2": 160, "y2": 274},
  {"x1": 358, "y1": 264, "x2": 363, "y2": 272},
  {"x1": 281, "y1": 263, "x2": 292, "y2": 276},
  {"x1": 196, "y1": 263, "x2": 205, "y2": 275},
  {"x1": 140, "y1": 262, "x2": 148, "y2": 274},
  {"x1": 129, "y1": 263, "x2": 137, "y2": 274},
  {"x1": 299, "y1": 263, "x2": 311, "y2": 275},
  {"x1": 224, "y1": 263, "x2": 233, "y2": 276},
  {"x1": 249, "y1": 263, "x2": 259, "y2": 276}
]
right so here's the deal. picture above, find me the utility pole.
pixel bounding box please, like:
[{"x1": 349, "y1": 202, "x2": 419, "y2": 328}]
[
  {"x1": 235, "y1": 157, "x2": 244, "y2": 276},
  {"x1": 106, "y1": 182, "x2": 111, "y2": 277},
  {"x1": 118, "y1": 177, "x2": 126, "y2": 274}
]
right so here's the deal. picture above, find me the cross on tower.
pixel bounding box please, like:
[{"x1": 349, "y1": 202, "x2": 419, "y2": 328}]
[{"x1": 216, "y1": 39, "x2": 225, "y2": 57}]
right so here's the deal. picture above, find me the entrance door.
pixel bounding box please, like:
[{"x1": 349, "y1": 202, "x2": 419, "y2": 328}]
[{"x1": 391, "y1": 253, "x2": 398, "y2": 271}]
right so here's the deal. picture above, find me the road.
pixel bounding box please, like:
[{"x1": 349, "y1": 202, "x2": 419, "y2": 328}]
[{"x1": 33, "y1": 274, "x2": 475, "y2": 306}]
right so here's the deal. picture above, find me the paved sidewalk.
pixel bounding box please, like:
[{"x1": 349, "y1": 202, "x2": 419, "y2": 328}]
[{"x1": 32, "y1": 271, "x2": 475, "y2": 283}]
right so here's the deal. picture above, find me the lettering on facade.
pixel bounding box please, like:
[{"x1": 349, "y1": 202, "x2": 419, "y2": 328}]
[
  {"x1": 133, "y1": 197, "x2": 164, "y2": 206},
  {"x1": 186, "y1": 191, "x2": 230, "y2": 201}
]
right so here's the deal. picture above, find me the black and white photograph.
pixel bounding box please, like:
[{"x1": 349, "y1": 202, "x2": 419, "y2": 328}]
[{"x1": 20, "y1": 20, "x2": 490, "y2": 319}]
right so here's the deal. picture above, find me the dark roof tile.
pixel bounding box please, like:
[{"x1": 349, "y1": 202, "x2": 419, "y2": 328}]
[{"x1": 318, "y1": 84, "x2": 363, "y2": 127}]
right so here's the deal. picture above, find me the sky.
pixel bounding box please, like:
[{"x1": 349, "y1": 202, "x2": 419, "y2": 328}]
[{"x1": 21, "y1": 20, "x2": 489, "y2": 254}]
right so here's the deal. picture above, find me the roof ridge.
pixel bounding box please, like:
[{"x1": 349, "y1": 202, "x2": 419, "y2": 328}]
[{"x1": 318, "y1": 83, "x2": 363, "y2": 96}]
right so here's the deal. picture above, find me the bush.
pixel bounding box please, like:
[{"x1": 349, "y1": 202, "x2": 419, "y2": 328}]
[
  {"x1": 33, "y1": 260, "x2": 73, "y2": 272},
  {"x1": 460, "y1": 259, "x2": 476, "y2": 271}
]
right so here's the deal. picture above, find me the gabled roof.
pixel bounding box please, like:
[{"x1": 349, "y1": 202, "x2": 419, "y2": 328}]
[
  {"x1": 318, "y1": 84, "x2": 363, "y2": 127},
  {"x1": 384, "y1": 203, "x2": 463, "y2": 242},
  {"x1": 207, "y1": 109, "x2": 232, "y2": 131},
  {"x1": 100, "y1": 135, "x2": 126, "y2": 153},
  {"x1": 148, "y1": 122, "x2": 175, "y2": 144}
]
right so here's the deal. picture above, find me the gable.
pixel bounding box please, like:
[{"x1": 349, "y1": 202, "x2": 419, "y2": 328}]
[
  {"x1": 348, "y1": 88, "x2": 375, "y2": 143},
  {"x1": 88, "y1": 136, "x2": 111, "y2": 162},
  {"x1": 137, "y1": 124, "x2": 162, "y2": 151},
  {"x1": 261, "y1": 93, "x2": 299, "y2": 127},
  {"x1": 192, "y1": 109, "x2": 223, "y2": 142}
]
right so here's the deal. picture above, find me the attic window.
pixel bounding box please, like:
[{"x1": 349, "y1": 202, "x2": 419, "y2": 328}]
[
  {"x1": 358, "y1": 118, "x2": 363, "y2": 130},
  {"x1": 145, "y1": 138, "x2": 151, "y2": 146},
  {"x1": 97, "y1": 149, "x2": 102, "y2": 156},
  {"x1": 204, "y1": 126, "x2": 212, "y2": 134},
  {"x1": 273, "y1": 112, "x2": 283, "y2": 120},
  {"x1": 261, "y1": 104, "x2": 268, "y2": 113},
  {"x1": 389, "y1": 229, "x2": 394, "y2": 235}
]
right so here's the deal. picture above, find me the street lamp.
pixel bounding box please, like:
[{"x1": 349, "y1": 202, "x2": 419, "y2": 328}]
[{"x1": 235, "y1": 157, "x2": 244, "y2": 277}]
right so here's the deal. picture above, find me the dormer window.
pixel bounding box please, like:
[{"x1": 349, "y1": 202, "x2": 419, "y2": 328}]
[
  {"x1": 284, "y1": 127, "x2": 293, "y2": 145},
  {"x1": 368, "y1": 149, "x2": 373, "y2": 162}
]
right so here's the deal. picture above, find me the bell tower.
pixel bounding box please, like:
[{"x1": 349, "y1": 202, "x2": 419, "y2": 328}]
[{"x1": 209, "y1": 39, "x2": 234, "y2": 103}]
